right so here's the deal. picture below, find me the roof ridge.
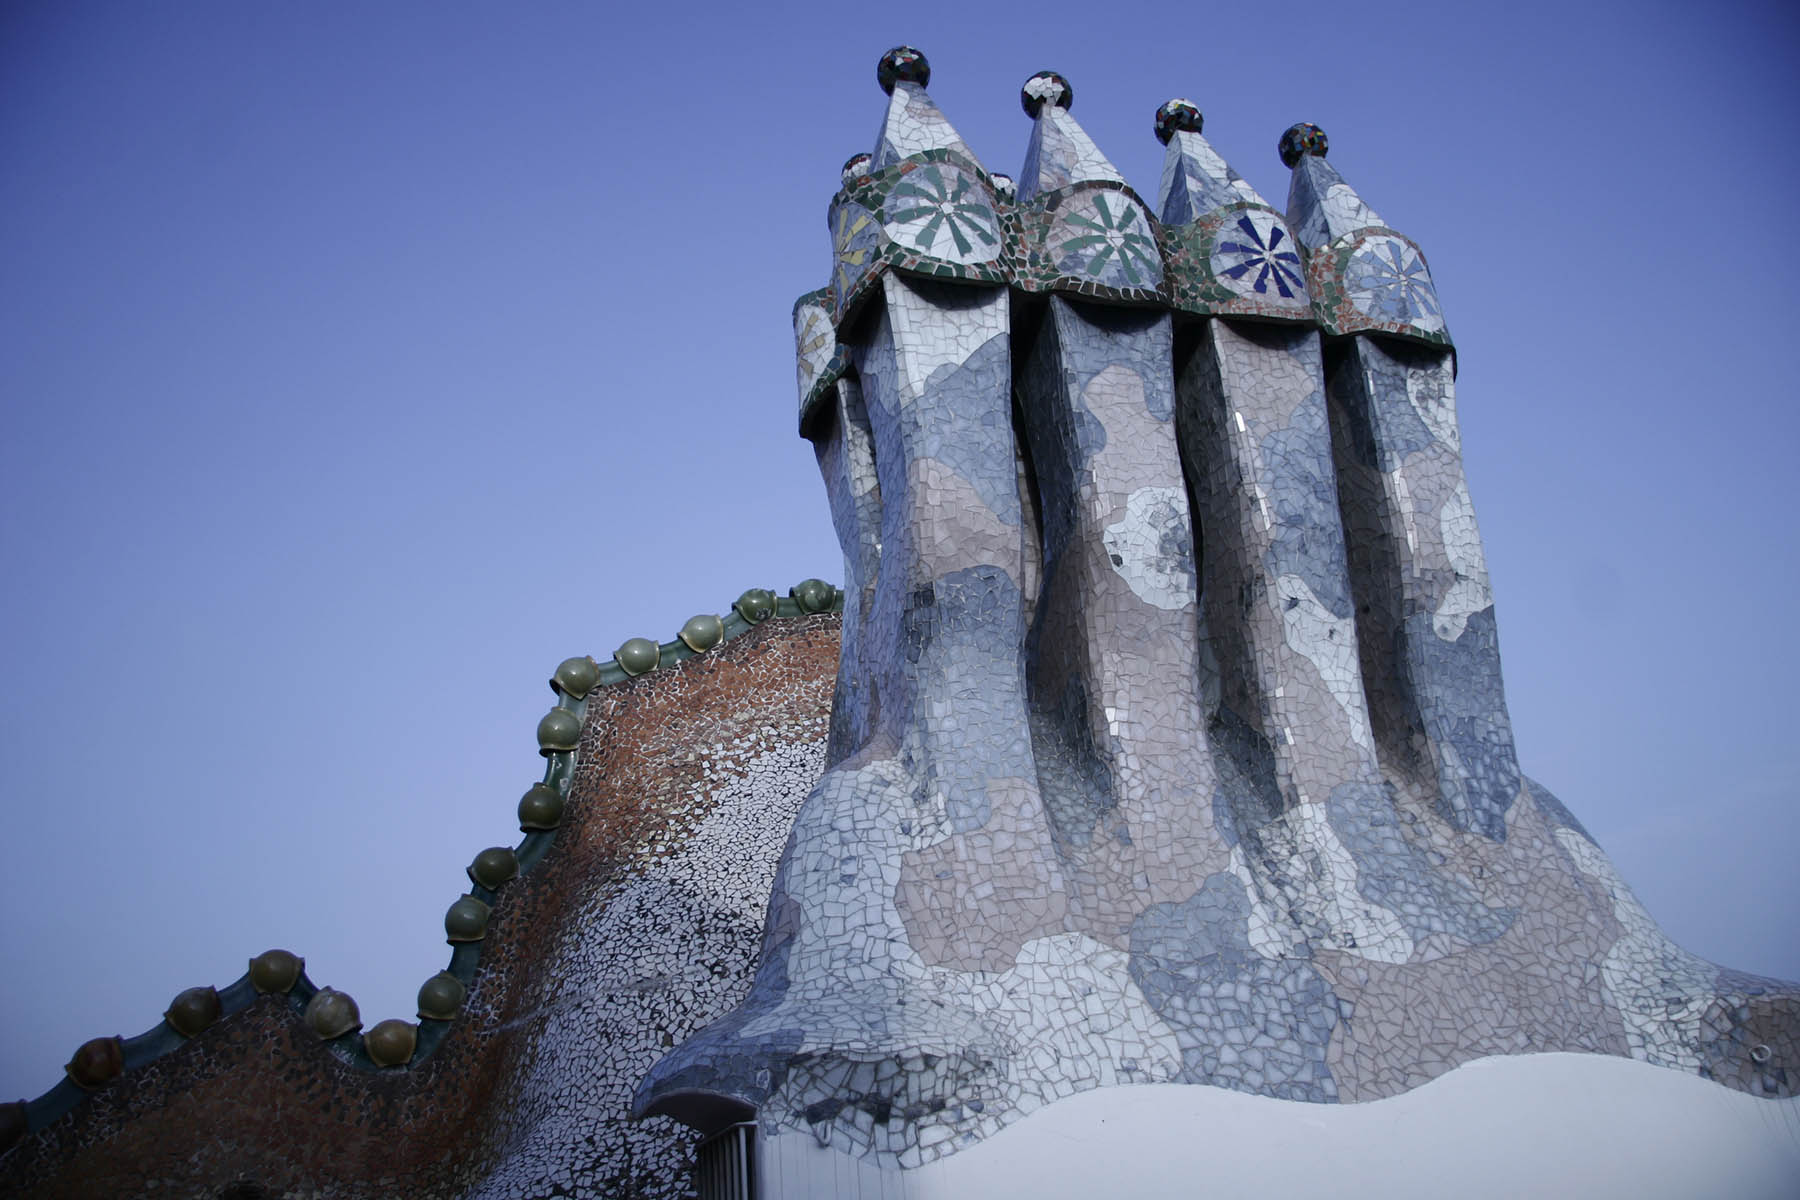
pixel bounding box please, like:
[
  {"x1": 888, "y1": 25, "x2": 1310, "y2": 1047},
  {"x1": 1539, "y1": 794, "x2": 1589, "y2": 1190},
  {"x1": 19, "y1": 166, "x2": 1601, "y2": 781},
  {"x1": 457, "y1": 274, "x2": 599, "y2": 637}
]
[{"x1": 1, "y1": 580, "x2": 844, "y2": 1152}]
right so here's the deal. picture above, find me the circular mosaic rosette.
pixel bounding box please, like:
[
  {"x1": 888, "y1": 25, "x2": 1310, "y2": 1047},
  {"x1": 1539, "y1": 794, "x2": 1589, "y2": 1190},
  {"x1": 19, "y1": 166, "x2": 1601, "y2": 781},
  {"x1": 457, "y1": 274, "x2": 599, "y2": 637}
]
[
  {"x1": 1053, "y1": 189, "x2": 1160, "y2": 289},
  {"x1": 1013, "y1": 183, "x2": 1164, "y2": 302},
  {"x1": 1161, "y1": 203, "x2": 1313, "y2": 321},
  {"x1": 1210, "y1": 208, "x2": 1306, "y2": 301},
  {"x1": 1306, "y1": 227, "x2": 1451, "y2": 345},
  {"x1": 1344, "y1": 235, "x2": 1443, "y2": 328},
  {"x1": 826, "y1": 153, "x2": 1011, "y2": 326},
  {"x1": 879, "y1": 161, "x2": 1003, "y2": 265}
]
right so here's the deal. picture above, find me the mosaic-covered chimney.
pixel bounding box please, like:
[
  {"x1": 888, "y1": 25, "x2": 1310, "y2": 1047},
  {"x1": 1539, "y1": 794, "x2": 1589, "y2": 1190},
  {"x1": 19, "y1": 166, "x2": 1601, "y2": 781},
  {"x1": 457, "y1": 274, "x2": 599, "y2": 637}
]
[{"x1": 637, "y1": 46, "x2": 1798, "y2": 1170}]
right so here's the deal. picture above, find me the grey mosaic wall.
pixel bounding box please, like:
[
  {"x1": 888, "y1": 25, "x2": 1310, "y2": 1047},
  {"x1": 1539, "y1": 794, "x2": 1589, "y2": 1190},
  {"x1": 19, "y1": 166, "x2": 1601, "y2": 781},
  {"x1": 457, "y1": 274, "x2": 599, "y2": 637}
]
[{"x1": 636, "y1": 48, "x2": 1800, "y2": 1171}]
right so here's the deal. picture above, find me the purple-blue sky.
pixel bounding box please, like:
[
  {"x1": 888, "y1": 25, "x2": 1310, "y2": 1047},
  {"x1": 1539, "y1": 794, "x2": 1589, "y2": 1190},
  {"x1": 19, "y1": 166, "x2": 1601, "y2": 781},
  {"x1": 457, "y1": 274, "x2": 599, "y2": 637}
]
[{"x1": 3, "y1": 2, "x2": 1796, "y2": 1095}]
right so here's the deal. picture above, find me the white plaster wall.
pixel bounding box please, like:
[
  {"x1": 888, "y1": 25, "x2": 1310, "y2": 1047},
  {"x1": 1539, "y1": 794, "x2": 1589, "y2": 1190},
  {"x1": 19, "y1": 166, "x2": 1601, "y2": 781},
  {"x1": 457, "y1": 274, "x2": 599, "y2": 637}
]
[{"x1": 759, "y1": 1053, "x2": 1800, "y2": 1199}]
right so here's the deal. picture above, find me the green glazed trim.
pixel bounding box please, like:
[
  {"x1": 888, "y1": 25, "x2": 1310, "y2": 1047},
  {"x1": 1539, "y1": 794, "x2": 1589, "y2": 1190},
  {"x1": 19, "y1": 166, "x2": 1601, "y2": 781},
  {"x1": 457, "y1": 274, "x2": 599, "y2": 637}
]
[
  {"x1": 585, "y1": 583, "x2": 843, "y2": 689},
  {"x1": 546, "y1": 587, "x2": 848, "y2": 693}
]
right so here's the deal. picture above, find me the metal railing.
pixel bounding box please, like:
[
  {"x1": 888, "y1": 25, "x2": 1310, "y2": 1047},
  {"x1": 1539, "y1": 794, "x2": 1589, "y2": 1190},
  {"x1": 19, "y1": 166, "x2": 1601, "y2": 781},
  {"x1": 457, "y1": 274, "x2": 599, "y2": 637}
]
[{"x1": 695, "y1": 1120, "x2": 756, "y2": 1200}]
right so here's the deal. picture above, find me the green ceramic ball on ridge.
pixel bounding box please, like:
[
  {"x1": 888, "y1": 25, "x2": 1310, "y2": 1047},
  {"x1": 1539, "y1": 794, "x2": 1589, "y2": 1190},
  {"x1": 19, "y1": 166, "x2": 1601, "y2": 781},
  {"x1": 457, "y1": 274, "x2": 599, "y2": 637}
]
[
  {"x1": 467, "y1": 846, "x2": 519, "y2": 890},
  {"x1": 65, "y1": 1037, "x2": 124, "y2": 1089},
  {"x1": 537, "y1": 707, "x2": 582, "y2": 754},
  {"x1": 304, "y1": 988, "x2": 360, "y2": 1040},
  {"x1": 416, "y1": 971, "x2": 467, "y2": 1020},
  {"x1": 550, "y1": 655, "x2": 601, "y2": 699},
  {"x1": 444, "y1": 895, "x2": 491, "y2": 943},
  {"x1": 248, "y1": 948, "x2": 304, "y2": 994},
  {"x1": 792, "y1": 578, "x2": 834, "y2": 614},
  {"x1": 165, "y1": 986, "x2": 222, "y2": 1037},
  {"x1": 517, "y1": 783, "x2": 564, "y2": 831},
  {"x1": 614, "y1": 637, "x2": 660, "y2": 677},
  {"x1": 734, "y1": 588, "x2": 777, "y2": 623},
  {"x1": 363, "y1": 1019, "x2": 418, "y2": 1068},
  {"x1": 679, "y1": 614, "x2": 724, "y2": 652}
]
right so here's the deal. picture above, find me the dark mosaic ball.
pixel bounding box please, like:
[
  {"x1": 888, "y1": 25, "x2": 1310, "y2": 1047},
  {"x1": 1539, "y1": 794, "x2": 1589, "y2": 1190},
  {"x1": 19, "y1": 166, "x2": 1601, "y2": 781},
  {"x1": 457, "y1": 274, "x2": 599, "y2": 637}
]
[
  {"x1": 1020, "y1": 71, "x2": 1073, "y2": 117},
  {"x1": 1280, "y1": 122, "x2": 1329, "y2": 168},
  {"x1": 877, "y1": 46, "x2": 930, "y2": 94},
  {"x1": 841, "y1": 153, "x2": 873, "y2": 188},
  {"x1": 1154, "y1": 98, "x2": 1203, "y2": 145}
]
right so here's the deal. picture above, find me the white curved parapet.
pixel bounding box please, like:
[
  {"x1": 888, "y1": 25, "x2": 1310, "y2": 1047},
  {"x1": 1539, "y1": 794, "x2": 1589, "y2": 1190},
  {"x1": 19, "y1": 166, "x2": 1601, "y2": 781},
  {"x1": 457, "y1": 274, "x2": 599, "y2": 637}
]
[{"x1": 758, "y1": 1053, "x2": 1800, "y2": 1199}]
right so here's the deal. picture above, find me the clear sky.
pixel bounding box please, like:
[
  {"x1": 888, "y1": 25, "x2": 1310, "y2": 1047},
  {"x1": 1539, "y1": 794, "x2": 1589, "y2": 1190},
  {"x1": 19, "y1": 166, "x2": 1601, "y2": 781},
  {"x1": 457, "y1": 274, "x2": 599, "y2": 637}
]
[{"x1": 2, "y1": 1, "x2": 1796, "y2": 1096}]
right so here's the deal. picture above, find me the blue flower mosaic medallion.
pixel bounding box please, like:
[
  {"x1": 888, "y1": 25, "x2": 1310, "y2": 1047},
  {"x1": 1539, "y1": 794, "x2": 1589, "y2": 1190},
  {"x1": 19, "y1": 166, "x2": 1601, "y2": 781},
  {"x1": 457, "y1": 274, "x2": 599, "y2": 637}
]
[
  {"x1": 1055, "y1": 190, "x2": 1161, "y2": 289},
  {"x1": 1211, "y1": 210, "x2": 1306, "y2": 300},
  {"x1": 1345, "y1": 235, "x2": 1442, "y2": 329},
  {"x1": 881, "y1": 164, "x2": 1001, "y2": 265}
]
